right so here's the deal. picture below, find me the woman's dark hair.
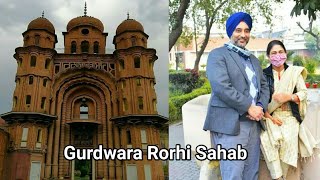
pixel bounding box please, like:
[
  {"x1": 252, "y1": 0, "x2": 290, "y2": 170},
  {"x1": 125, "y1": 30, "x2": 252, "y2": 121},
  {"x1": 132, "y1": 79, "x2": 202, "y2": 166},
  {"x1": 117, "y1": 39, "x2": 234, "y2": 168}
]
[{"x1": 266, "y1": 40, "x2": 287, "y2": 56}]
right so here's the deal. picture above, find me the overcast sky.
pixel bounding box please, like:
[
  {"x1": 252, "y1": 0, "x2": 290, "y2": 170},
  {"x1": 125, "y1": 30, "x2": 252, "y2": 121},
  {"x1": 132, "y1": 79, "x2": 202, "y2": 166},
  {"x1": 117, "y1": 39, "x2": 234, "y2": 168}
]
[{"x1": 0, "y1": 0, "x2": 169, "y2": 117}]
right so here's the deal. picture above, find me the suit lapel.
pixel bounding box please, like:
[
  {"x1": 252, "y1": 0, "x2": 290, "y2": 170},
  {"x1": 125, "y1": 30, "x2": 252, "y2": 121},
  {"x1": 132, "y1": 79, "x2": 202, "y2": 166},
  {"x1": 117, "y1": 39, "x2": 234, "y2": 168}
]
[
  {"x1": 228, "y1": 50, "x2": 250, "y2": 84},
  {"x1": 250, "y1": 55, "x2": 261, "y2": 91}
]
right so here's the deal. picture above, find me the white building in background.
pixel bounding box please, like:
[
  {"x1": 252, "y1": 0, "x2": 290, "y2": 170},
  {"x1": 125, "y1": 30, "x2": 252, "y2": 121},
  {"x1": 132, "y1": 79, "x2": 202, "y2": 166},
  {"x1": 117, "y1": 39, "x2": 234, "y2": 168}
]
[{"x1": 170, "y1": 28, "x2": 314, "y2": 70}]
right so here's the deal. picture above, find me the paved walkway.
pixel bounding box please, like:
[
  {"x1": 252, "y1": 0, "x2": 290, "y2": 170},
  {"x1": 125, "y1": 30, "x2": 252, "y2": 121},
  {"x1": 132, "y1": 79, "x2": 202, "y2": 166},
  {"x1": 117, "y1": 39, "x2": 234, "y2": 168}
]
[{"x1": 169, "y1": 122, "x2": 200, "y2": 180}]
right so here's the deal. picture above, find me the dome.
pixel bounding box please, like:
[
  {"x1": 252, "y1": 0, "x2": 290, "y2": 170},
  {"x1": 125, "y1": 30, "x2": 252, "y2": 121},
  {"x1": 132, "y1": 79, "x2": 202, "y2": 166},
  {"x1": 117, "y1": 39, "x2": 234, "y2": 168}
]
[
  {"x1": 116, "y1": 19, "x2": 144, "y2": 35},
  {"x1": 67, "y1": 16, "x2": 104, "y2": 32},
  {"x1": 27, "y1": 17, "x2": 55, "y2": 34}
]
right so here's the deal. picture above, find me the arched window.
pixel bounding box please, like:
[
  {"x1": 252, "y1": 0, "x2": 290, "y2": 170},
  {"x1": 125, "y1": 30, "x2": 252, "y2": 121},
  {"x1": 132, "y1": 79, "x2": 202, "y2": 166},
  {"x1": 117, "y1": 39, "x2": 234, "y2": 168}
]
[
  {"x1": 153, "y1": 99, "x2": 157, "y2": 111},
  {"x1": 13, "y1": 96, "x2": 17, "y2": 108},
  {"x1": 81, "y1": 41, "x2": 89, "y2": 53},
  {"x1": 35, "y1": 35, "x2": 40, "y2": 46},
  {"x1": 45, "y1": 59, "x2": 50, "y2": 69},
  {"x1": 131, "y1": 36, "x2": 137, "y2": 46},
  {"x1": 138, "y1": 97, "x2": 143, "y2": 110},
  {"x1": 18, "y1": 58, "x2": 22, "y2": 67},
  {"x1": 30, "y1": 56, "x2": 36, "y2": 67},
  {"x1": 43, "y1": 79, "x2": 47, "y2": 87},
  {"x1": 80, "y1": 104, "x2": 89, "y2": 119},
  {"x1": 142, "y1": 38, "x2": 146, "y2": 46},
  {"x1": 136, "y1": 78, "x2": 141, "y2": 86},
  {"x1": 29, "y1": 76, "x2": 33, "y2": 85},
  {"x1": 26, "y1": 95, "x2": 31, "y2": 105},
  {"x1": 41, "y1": 97, "x2": 46, "y2": 109},
  {"x1": 94, "y1": 41, "x2": 99, "y2": 54},
  {"x1": 123, "y1": 98, "x2": 128, "y2": 111},
  {"x1": 134, "y1": 57, "x2": 140, "y2": 68},
  {"x1": 71, "y1": 41, "x2": 77, "y2": 53},
  {"x1": 119, "y1": 59, "x2": 125, "y2": 70}
]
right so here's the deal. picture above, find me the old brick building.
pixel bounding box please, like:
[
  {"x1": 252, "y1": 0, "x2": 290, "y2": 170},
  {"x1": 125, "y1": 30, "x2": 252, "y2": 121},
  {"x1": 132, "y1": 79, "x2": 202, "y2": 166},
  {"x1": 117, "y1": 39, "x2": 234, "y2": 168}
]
[{"x1": 0, "y1": 7, "x2": 167, "y2": 180}]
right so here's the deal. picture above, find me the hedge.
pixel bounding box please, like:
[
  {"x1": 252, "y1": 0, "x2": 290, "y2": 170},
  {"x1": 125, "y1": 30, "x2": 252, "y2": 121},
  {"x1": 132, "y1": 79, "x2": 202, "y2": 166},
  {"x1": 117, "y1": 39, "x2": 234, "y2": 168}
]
[{"x1": 169, "y1": 79, "x2": 211, "y2": 123}]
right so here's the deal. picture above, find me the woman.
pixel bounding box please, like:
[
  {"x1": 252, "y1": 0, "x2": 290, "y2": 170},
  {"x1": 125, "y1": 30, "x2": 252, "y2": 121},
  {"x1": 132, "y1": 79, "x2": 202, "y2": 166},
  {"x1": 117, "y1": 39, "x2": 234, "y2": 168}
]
[{"x1": 260, "y1": 40, "x2": 318, "y2": 179}]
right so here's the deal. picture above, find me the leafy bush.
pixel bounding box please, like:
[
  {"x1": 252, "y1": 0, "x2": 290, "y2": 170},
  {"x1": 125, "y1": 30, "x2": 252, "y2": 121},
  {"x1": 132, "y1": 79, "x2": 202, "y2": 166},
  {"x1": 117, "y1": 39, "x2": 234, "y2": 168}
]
[
  {"x1": 169, "y1": 70, "x2": 204, "y2": 94},
  {"x1": 304, "y1": 58, "x2": 318, "y2": 74},
  {"x1": 292, "y1": 55, "x2": 304, "y2": 66},
  {"x1": 306, "y1": 74, "x2": 320, "y2": 83},
  {"x1": 258, "y1": 54, "x2": 269, "y2": 69},
  {"x1": 169, "y1": 79, "x2": 211, "y2": 123}
]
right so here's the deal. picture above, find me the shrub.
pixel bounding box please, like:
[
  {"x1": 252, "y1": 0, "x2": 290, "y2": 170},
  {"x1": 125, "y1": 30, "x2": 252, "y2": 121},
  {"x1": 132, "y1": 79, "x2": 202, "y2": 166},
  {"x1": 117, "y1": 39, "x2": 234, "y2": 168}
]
[
  {"x1": 292, "y1": 55, "x2": 304, "y2": 66},
  {"x1": 169, "y1": 79, "x2": 211, "y2": 123},
  {"x1": 169, "y1": 70, "x2": 204, "y2": 94},
  {"x1": 304, "y1": 58, "x2": 318, "y2": 74}
]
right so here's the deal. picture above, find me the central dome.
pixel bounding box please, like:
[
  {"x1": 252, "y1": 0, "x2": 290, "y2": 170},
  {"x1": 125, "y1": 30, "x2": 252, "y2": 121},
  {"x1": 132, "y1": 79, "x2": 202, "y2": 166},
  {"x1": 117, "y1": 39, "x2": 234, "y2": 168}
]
[
  {"x1": 27, "y1": 17, "x2": 55, "y2": 34},
  {"x1": 67, "y1": 15, "x2": 104, "y2": 32},
  {"x1": 116, "y1": 19, "x2": 144, "y2": 35}
]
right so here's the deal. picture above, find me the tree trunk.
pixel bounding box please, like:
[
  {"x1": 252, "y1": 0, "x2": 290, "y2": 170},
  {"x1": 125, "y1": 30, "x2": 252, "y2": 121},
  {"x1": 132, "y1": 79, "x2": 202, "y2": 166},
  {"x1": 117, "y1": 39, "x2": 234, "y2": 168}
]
[
  {"x1": 193, "y1": 0, "x2": 228, "y2": 71},
  {"x1": 169, "y1": 0, "x2": 190, "y2": 51}
]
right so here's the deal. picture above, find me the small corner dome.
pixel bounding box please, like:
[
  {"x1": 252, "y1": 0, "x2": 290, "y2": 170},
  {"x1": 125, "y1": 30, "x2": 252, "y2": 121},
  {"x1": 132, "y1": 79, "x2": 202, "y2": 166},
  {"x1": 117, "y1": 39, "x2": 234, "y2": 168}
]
[
  {"x1": 27, "y1": 17, "x2": 55, "y2": 34},
  {"x1": 116, "y1": 19, "x2": 144, "y2": 35}
]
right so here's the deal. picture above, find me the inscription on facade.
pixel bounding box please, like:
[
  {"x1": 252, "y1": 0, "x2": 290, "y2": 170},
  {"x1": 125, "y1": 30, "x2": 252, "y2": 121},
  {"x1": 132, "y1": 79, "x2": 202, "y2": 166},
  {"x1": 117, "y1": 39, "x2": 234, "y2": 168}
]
[{"x1": 54, "y1": 61, "x2": 115, "y2": 76}]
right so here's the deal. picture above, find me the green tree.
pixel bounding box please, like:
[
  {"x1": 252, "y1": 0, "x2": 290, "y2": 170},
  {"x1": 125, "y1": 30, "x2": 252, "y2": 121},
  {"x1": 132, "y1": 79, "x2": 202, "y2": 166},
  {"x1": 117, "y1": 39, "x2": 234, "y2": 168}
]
[
  {"x1": 181, "y1": 0, "x2": 275, "y2": 71},
  {"x1": 297, "y1": 19, "x2": 320, "y2": 51},
  {"x1": 276, "y1": 0, "x2": 320, "y2": 20},
  {"x1": 258, "y1": 54, "x2": 269, "y2": 69}
]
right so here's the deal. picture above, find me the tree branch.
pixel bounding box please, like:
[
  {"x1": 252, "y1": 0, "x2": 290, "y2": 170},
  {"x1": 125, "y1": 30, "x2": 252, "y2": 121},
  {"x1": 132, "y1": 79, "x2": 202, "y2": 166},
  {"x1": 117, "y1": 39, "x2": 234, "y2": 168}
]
[{"x1": 169, "y1": 0, "x2": 191, "y2": 51}]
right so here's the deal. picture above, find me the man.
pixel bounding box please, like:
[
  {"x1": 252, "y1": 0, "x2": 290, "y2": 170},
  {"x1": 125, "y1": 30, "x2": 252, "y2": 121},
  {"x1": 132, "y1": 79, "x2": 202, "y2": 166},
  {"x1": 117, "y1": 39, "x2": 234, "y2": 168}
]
[{"x1": 203, "y1": 12, "x2": 269, "y2": 180}]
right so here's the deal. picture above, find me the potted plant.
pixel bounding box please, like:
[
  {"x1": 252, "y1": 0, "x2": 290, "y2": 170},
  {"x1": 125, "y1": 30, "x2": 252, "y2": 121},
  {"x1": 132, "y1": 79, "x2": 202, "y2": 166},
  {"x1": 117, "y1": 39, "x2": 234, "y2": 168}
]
[
  {"x1": 313, "y1": 81, "x2": 318, "y2": 88},
  {"x1": 306, "y1": 81, "x2": 310, "y2": 88}
]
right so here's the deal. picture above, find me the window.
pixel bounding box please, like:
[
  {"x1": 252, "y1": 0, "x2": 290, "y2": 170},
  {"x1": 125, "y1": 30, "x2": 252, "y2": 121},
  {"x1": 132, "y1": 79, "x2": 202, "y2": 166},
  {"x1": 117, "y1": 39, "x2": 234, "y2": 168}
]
[
  {"x1": 35, "y1": 35, "x2": 40, "y2": 46},
  {"x1": 45, "y1": 59, "x2": 50, "y2": 69},
  {"x1": 126, "y1": 130, "x2": 132, "y2": 148},
  {"x1": 141, "y1": 129, "x2": 147, "y2": 149},
  {"x1": 18, "y1": 58, "x2": 22, "y2": 67},
  {"x1": 80, "y1": 104, "x2": 89, "y2": 119},
  {"x1": 36, "y1": 129, "x2": 42, "y2": 148},
  {"x1": 94, "y1": 41, "x2": 99, "y2": 54},
  {"x1": 81, "y1": 28, "x2": 89, "y2": 35},
  {"x1": 123, "y1": 98, "x2": 128, "y2": 111},
  {"x1": 43, "y1": 79, "x2": 47, "y2": 87},
  {"x1": 29, "y1": 76, "x2": 33, "y2": 85},
  {"x1": 13, "y1": 96, "x2": 17, "y2": 108},
  {"x1": 21, "y1": 127, "x2": 29, "y2": 147},
  {"x1": 121, "y1": 80, "x2": 126, "y2": 89},
  {"x1": 30, "y1": 56, "x2": 36, "y2": 67},
  {"x1": 41, "y1": 97, "x2": 46, "y2": 109},
  {"x1": 71, "y1": 41, "x2": 77, "y2": 53},
  {"x1": 16, "y1": 78, "x2": 20, "y2": 85},
  {"x1": 136, "y1": 78, "x2": 141, "y2": 86},
  {"x1": 26, "y1": 95, "x2": 31, "y2": 105},
  {"x1": 144, "y1": 164, "x2": 152, "y2": 180},
  {"x1": 131, "y1": 36, "x2": 137, "y2": 46},
  {"x1": 134, "y1": 57, "x2": 140, "y2": 68},
  {"x1": 119, "y1": 59, "x2": 125, "y2": 70},
  {"x1": 81, "y1": 41, "x2": 89, "y2": 53},
  {"x1": 142, "y1": 38, "x2": 146, "y2": 46},
  {"x1": 55, "y1": 65, "x2": 60, "y2": 74},
  {"x1": 138, "y1": 97, "x2": 143, "y2": 110},
  {"x1": 126, "y1": 164, "x2": 138, "y2": 180},
  {"x1": 153, "y1": 99, "x2": 157, "y2": 111}
]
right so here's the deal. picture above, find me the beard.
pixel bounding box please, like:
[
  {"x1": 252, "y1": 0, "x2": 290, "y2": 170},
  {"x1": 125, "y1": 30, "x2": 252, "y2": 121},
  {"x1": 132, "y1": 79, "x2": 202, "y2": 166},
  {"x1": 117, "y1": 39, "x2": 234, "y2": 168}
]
[{"x1": 232, "y1": 37, "x2": 249, "y2": 49}]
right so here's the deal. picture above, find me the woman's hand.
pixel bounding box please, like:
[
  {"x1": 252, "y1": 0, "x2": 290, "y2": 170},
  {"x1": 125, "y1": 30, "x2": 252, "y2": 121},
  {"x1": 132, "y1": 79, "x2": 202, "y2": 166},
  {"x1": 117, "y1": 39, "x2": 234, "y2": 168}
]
[
  {"x1": 272, "y1": 93, "x2": 291, "y2": 103},
  {"x1": 270, "y1": 117, "x2": 283, "y2": 126}
]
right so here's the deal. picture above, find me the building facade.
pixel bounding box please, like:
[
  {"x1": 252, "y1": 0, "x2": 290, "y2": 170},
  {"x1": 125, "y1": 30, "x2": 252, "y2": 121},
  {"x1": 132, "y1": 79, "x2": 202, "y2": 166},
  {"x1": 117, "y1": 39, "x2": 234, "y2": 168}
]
[{"x1": 0, "y1": 8, "x2": 167, "y2": 180}]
